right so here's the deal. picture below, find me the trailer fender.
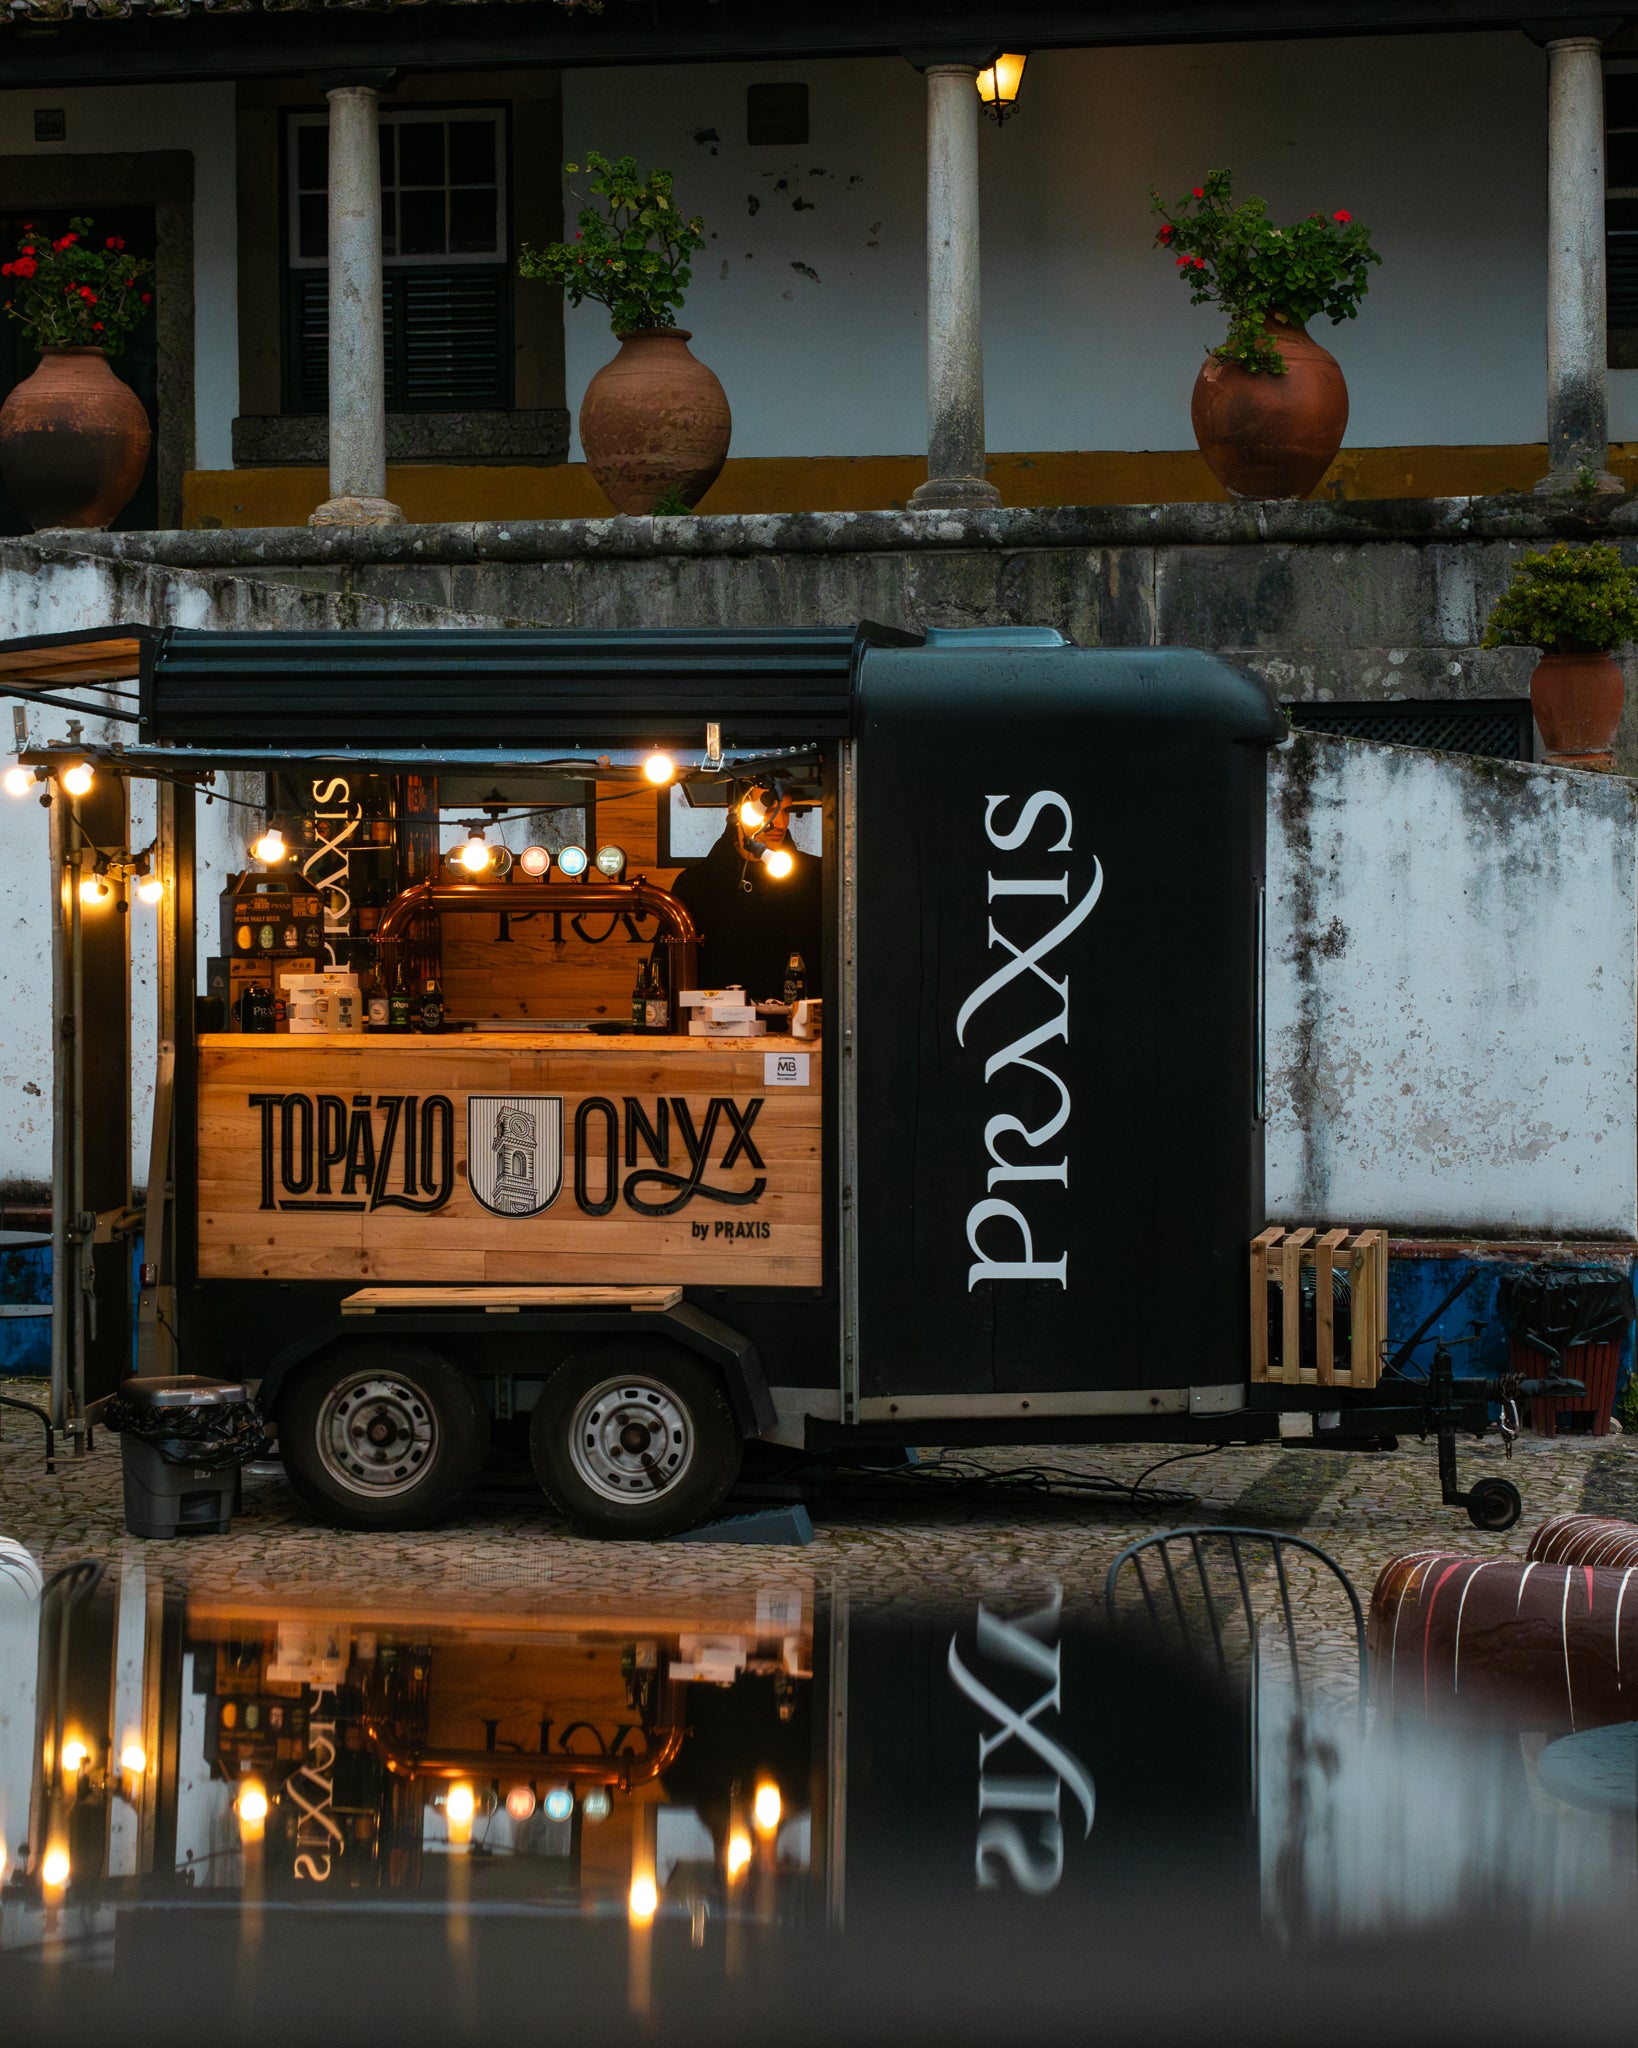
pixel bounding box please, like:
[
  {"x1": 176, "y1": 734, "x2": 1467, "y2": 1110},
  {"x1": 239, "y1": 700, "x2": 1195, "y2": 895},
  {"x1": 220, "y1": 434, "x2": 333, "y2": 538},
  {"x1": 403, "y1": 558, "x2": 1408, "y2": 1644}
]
[{"x1": 252, "y1": 1301, "x2": 777, "y2": 1442}]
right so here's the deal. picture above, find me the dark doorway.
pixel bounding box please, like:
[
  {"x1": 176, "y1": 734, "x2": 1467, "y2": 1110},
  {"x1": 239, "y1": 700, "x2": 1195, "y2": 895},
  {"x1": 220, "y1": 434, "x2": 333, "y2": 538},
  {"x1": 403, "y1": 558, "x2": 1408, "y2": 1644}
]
[{"x1": 0, "y1": 205, "x2": 160, "y2": 534}]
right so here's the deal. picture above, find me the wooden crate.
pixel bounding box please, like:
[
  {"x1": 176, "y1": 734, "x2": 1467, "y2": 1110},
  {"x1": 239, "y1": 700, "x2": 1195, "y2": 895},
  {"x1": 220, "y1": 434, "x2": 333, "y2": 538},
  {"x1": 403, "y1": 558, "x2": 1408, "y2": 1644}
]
[{"x1": 1250, "y1": 1226, "x2": 1388, "y2": 1389}]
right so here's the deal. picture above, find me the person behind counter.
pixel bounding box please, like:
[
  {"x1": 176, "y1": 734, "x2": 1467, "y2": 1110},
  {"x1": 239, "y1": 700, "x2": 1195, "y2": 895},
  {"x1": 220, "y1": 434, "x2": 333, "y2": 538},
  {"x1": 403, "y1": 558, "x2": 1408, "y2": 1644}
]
[{"x1": 668, "y1": 793, "x2": 822, "y2": 1004}]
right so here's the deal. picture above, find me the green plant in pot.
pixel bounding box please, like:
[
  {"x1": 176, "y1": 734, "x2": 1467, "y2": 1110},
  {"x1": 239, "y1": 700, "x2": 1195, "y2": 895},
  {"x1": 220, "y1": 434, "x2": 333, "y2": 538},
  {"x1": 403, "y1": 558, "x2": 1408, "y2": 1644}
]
[
  {"x1": 520, "y1": 153, "x2": 729, "y2": 516},
  {"x1": 0, "y1": 215, "x2": 155, "y2": 530},
  {"x1": 1151, "y1": 169, "x2": 1381, "y2": 501},
  {"x1": 1482, "y1": 542, "x2": 1638, "y2": 768}
]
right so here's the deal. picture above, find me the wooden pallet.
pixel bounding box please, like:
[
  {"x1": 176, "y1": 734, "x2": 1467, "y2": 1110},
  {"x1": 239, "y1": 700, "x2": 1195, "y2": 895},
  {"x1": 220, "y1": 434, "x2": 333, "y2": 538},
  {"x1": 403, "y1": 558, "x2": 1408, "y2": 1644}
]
[{"x1": 1250, "y1": 1226, "x2": 1387, "y2": 1389}]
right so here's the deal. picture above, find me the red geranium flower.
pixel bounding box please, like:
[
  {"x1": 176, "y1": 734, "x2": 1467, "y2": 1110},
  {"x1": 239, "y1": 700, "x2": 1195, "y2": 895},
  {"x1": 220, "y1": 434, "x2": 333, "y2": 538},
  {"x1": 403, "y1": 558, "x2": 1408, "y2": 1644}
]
[
  {"x1": 1192, "y1": 186, "x2": 1204, "y2": 198},
  {"x1": 1192, "y1": 256, "x2": 1206, "y2": 269},
  {"x1": 79, "y1": 286, "x2": 97, "y2": 302},
  {"x1": 0, "y1": 263, "x2": 12, "y2": 278},
  {"x1": 1334, "y1": 209, "x2": 1352, "y2": 223},
  {"x1": 13, "y1": 257, "x2": 36, "y2": 279},
  {"x1": 140, "y1": 292, "x2": 151, "y2": 304},
  {"x1": 92, "y1": 321, "x2": 103, "y2": 332},
  {"x1": 1157, "y1": 224, "x2": 1174, "y2": 242},
  {"x1": 20, "y1": 245, "x2": 35, "y2": 256},
  {"x1": 1175, "y1": 254, "x2": 1188, "y2": 266}
]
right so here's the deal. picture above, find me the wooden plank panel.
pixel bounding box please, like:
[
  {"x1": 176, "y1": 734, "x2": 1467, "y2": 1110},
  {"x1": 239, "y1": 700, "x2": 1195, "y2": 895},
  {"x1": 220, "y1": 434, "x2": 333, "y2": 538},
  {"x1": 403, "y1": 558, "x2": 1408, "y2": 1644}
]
[
  {"x1": 196, "y1": 1036, "x2": 822, "y2": 1288},
  {"x1": 1249, "y1": 1227, "x2": 1280, "y2": 1381},
  {"x1": 1281, "y1": 1233, "x2": 1303, "y2": 1385},
  {"x1": 1314, "y1": 1226, "x2": 1347, "y2": 1388},
  {"x1": 343, "y1": 1284, "x2": 683, "y2": 1311}
]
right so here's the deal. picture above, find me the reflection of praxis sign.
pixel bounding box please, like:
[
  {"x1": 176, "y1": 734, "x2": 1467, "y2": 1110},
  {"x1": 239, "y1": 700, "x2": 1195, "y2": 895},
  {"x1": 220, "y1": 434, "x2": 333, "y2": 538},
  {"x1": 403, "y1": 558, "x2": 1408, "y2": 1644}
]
[{"x1": 249, "y1": 1090, "x2": 770, "y2": 1218}]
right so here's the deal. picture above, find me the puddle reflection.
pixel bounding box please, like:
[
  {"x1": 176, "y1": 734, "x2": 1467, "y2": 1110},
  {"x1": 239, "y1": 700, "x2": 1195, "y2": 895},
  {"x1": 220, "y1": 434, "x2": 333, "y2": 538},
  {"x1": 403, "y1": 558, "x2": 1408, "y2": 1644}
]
[{"x1": 1, "y1": 1540, "x2": 1634, "y2": 2043}]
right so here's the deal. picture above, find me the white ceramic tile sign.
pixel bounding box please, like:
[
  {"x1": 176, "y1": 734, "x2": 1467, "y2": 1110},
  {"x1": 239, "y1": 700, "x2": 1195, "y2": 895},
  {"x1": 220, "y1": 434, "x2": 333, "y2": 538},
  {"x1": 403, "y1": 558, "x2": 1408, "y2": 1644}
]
[{"x1": 764, "y1": 1050, "x2": 810, "y2": 1086}]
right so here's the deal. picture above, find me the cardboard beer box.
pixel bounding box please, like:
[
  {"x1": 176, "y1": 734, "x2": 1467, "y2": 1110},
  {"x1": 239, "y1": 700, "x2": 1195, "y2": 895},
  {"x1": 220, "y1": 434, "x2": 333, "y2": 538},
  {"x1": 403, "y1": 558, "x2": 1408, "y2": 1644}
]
[
  {"x1": 221, "y1": 873, "x2": 325, "y2": 959},
  {"x1": 206, "y1": 956, "x2": 318, "y2": 1031}
]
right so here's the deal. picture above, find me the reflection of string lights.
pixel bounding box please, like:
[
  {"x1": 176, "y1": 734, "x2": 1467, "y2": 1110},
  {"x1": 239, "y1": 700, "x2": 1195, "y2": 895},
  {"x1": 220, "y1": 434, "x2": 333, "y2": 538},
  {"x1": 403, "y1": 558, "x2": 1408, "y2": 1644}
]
[
  {"x1": 40, "y1": 1845, "x2": 70, "y2": 1889},
  {"x1": 753, "y1": 1781, "x2": 782, "y2": 1834},
  {"x1": 726, "y1": 1828, "x2": 753, "y2": 1878},
  {"x1": 236, "y1": 1781, "x2": 269, "y2": 1826},
  {"x1": 628, "y1": 1873, "x2": 659, "y2": 1922}
]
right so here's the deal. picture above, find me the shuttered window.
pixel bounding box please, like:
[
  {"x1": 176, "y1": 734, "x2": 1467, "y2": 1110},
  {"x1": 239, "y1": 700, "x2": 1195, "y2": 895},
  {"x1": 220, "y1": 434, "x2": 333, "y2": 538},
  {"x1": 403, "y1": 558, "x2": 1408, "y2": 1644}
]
[
  {"x1": 283, "y1": 107, "x2": 512, "y2": 414},
  {"x1": 1605, "y1": 66, "x2": 1638, "y2": 363}
]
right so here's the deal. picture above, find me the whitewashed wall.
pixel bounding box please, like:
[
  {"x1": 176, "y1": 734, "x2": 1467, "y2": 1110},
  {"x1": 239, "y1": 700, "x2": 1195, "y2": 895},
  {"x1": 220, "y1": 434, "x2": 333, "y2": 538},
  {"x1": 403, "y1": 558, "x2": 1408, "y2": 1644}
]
[
  {"x1": 561, "y1": 30, "x2": 1581, "y2": 461},
  {"x1": 0, "y1": 81, "x2": 239, "y2": 469},
  {"x1": 1266, "y1": 733, "x2": 1638, "y2": 1239}
]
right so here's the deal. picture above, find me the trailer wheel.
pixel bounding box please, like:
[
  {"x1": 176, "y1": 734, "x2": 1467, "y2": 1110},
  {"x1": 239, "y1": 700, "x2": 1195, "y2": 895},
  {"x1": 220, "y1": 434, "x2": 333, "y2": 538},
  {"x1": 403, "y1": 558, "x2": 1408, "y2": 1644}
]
[
  {"x1": 530, "y1": 1343, "x2": 742, "y2": 1539},
  {"x1": 279, "y1": 1343, "x2": 486, "y2": 1530},
  {"x1": 1464, "y1": 1477, "x2": 1522, "y2": 1532}
]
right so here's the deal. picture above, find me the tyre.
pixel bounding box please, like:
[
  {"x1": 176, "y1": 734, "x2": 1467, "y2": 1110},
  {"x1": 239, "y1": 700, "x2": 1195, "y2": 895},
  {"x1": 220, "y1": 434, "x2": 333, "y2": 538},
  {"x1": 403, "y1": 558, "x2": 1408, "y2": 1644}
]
[
  {"x1": 278, "y1": 1342, "x2": 487, "y2": 1530},
  {"x1": 530, "y1": 1342, "x2": 743, "y2": 1539},
  {"x1": 1465, "y1": 1476, "x2": 1522, "y2": 1532}
]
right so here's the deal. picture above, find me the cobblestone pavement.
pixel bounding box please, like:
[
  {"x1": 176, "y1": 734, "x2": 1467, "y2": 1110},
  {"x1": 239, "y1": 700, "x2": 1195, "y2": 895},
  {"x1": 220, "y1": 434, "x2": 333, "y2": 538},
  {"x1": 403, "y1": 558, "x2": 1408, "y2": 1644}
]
[{"x1": 4, "y1": 1377, "x2": 1633, "y2": 1658}]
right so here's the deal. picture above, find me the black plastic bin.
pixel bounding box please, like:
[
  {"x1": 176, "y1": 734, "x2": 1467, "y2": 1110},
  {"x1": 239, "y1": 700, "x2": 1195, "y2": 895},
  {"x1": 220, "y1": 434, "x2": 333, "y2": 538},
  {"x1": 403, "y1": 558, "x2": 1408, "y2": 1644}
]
[{"x1": 104, "y1": 1376, "x2": 263, "y2": 1539}]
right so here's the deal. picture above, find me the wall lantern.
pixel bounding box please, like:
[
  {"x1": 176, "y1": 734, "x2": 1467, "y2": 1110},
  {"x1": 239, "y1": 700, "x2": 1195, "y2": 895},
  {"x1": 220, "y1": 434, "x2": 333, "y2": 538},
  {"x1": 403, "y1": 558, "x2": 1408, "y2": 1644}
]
[{"x1": 976, "y1": 52, "x2": 1028, "y2": 123}]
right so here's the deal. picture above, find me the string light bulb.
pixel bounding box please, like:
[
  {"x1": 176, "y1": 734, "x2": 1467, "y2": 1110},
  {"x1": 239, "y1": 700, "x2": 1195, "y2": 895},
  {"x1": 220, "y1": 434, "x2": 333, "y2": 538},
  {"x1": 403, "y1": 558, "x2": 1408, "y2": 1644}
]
[
  {"x1": 136, "y1": 870, "x2": 163, "y2": 906},
  {"x1": 4, "y1": 764, "x2": 32, "y2": 796},
  {"x1": 120, "y1": 1741, "x2": 147, "y2": 1775},
  {"x1": 763, "y1": 848, "x2": 795, "y2": 881},
  {"x1": 643, "y1": 751, "x2": 676, "y2": 787},
  {"x1": 738, "y1": 790, "x2": 768, "y2": 830},
  {"x1": 60, "y1": 1739, "x2": 90, "y2": 1774},
  {"x1": 78, "y1": 874, "x2": 111, "y2": 907},
  {"x1": 62, "y1": 762, "x2": 94, "y2": 797},
  {"x1": 458, "y1": 832, "x2": 492, "y2": 874},
  {"x1": 250, "y1": 824, "x2": 287, "y2": 865}
]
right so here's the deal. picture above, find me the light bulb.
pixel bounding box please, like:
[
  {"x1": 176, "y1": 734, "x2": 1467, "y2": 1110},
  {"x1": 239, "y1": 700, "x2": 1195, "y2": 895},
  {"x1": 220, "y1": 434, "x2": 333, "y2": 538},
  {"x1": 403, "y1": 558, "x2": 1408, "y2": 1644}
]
[
  {"x1": 643, "y1": 751, "x2": 675, "y2": 787},
  {"x1": 519, "y1": 845, "x2": 551, "y2": 877},
  {"x1": 120, "y1": 1741, "x2": 147, "y2": 1775},
  {"x1": 445, "y1": 1781, "x2": 477, "y2": 1826},
  {"x1": 458, "y1": 835, "x2": 491, "y2": 874},
  {"x1": 62, "y1": 762, "x2": 94, "y2": 797},
  {"x1": 237, "y1": 1781, "x2": 268, "y2": 1826},
  {"x1": 251, "y1": 826, "x2": 286, "y2": 864},
  {"x1": 505, "y1": 1785, "x2": 537, "y2": 1823},
  {"x1": 137, "y1": 873, "x2": 163, "y2": 906},
  {"x1": 4, "y1": 764, "x2": 32, "y2": 796},
  {"x1": 763, "y1": 848, "x2": 795, "y2": 881},
  {"x1": 628, "y1": 1873, "x2": 658, "y2": 1921},
  {"x1": 738, "y1": 792, "x2": 767, "y2": 830},
  {"x1": 726, "y1": 1828, "x2": 753, "y2": 1878},
  {"x1": 79, "y1": 875, "x2": 110, "y2": 906},
  {"x1": 41, "y1": 1845, "x2": 70, "y2": 1889},
  {"x1": 752, "y1": 1780, "x2": 782, "y2": 1834},
  {"x1": 60, "y1": 1739, "x2": 90, "y2": 1774}
]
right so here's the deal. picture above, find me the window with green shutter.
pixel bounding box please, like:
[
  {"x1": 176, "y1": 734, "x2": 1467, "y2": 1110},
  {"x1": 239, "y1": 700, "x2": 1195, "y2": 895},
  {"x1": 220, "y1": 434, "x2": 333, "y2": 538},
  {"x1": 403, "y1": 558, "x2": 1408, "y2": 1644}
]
[{"x1": 283, "y1": 106, "x2": 512, "y2": 413}]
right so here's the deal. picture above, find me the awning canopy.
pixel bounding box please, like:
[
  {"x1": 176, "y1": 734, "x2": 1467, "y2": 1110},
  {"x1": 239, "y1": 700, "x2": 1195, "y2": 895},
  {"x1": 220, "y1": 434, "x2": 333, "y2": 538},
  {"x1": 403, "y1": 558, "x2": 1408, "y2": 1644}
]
[{"x1": 139, "y1": 626, "x2": 900, "y2": 748}]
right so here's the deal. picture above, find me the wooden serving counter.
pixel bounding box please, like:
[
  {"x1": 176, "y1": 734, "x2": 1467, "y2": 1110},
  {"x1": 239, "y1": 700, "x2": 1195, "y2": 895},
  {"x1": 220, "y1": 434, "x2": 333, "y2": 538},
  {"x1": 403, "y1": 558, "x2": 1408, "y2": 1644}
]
[{"x1": 195, "y1": 1030, "x2": 822, "y2": 1289}]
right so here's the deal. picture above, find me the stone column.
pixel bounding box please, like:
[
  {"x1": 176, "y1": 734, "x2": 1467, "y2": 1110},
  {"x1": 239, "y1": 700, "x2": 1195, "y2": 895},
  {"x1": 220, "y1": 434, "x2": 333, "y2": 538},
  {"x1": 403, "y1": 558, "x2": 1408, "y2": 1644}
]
[
  {"x1": 310, "y1": 83, "x2": 403, "y2": 526},
  {"x1": 910, "y1": 62, "x2": 1001, "y2": 510},
  {"x1": 1538, "y1": 35, "x2": 1621, "y2": 493}
]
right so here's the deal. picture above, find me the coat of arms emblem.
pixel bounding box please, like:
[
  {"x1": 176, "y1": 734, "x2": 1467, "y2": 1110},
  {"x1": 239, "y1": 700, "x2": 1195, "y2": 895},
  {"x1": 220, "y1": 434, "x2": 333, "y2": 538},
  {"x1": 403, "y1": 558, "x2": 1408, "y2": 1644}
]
[{"x1": 466, "y1": 1096, "x2": 564, "y2": 1218}]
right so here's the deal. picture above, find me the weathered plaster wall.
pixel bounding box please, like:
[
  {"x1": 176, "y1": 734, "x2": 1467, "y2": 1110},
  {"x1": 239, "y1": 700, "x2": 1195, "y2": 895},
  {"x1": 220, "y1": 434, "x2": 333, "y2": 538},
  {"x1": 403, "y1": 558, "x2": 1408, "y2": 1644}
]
[
  {"x1": 1266, "y1": 732, "x2": 1638, "y2": 1239},
  {"x1": 0, "y1": 82, "x2": 238, "y2": 470},
  {"x1": 561, "y1": 32, "x2": 1552, "y2": 462}
]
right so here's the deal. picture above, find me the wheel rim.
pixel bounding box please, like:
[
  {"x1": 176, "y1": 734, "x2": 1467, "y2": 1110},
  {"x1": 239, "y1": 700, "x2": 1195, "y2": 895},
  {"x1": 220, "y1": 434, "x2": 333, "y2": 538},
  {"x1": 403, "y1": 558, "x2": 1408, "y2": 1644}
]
[
  {"x1": 568, "y1": 1375, "x2": 694, "y2": 1504},
  {"x1": 316, "y1": 1372, "x2": 440, "y2": 1499}
]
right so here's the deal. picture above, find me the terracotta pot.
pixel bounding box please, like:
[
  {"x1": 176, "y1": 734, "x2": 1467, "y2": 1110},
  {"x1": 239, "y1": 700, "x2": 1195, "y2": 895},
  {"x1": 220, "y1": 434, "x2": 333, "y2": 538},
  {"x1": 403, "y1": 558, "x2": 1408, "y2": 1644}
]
[
  {"x1": 0, "y1": 346, "x2": 151, "y2": 531},
  {"x1": 1190, "y1": 316, "x2": 1348, "y2": 501},
  {"x1": 579, "y1": 328, "x2": 730, "y2": 515},
  {"x1": 1528, "y1": 648, "x2": 1625, "y2": 767}
]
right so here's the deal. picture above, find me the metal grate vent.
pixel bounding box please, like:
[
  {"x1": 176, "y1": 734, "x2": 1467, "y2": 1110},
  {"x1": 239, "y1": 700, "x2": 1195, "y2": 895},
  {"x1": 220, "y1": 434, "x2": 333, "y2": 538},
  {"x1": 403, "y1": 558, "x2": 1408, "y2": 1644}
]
[{"x1": 1286, "y1": 699, "x2": 1532, "y2": 761}]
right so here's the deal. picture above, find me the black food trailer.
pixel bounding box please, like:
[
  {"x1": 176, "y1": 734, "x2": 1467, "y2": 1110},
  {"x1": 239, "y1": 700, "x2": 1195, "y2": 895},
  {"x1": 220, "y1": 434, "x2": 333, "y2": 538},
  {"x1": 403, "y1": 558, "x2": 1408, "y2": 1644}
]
[{"x1": 6, "y1": 623, "x2": 1547, "y2": 1536}]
